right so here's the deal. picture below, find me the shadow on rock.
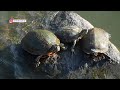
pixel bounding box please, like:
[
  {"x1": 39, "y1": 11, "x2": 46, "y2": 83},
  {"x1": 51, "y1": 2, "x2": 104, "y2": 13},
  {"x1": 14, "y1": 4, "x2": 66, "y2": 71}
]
[
  {"x1": 1, "y1": 42, "x2": 120, "y2": 79},
  {"x1": 13, "y1": 40, "x2": 120, "y2": 79}
]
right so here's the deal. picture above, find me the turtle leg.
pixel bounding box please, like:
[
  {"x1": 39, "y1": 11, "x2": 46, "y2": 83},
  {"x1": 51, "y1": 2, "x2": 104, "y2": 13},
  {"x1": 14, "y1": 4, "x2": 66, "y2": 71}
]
[
  {"x1": 94, "y1": 53, "x2": 98, "y2": 56},
  {"x1": 35, "y1": 55, "x2": 42, "y2": 67},
  {"x1": 86, "y1": 29, "x2": 89, "y2": 34},
  {"x1": 46, "y1": 52, "x2": 60, "y2": 64},
  {"x1": 78, "y1": 29, "x2": 88, "y2": 40},
  {"x1": 70, "y1": 29, "x2": 88, "y2": 56},
  {"x1": 71, "y1": 40, "x2": 77, "y2": 56},
  {"x1": 47, "y1": 52, "x2": 57, "y2": 60},
  {"x1": 48, "y1": 52, "x2": 60, "y2": 60}
]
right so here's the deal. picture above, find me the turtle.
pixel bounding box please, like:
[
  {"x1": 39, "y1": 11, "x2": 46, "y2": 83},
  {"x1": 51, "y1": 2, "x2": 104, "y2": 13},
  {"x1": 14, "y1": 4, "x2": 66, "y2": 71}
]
[
  {"x1": 81, "y1": 27, "x2": 120, "y2": 63},
  {"x1": 55, "y1": 25, "x2": 88, "y2": 54},
  {"x1": 21, "y1": 29, "x2": 66, "y2": 67},
  {"x1": 81, "y1": 27, "x2": 110, "y2": 61},
  {"x1": 48, "y1": 11, "x2": 94, "y2": 54}
]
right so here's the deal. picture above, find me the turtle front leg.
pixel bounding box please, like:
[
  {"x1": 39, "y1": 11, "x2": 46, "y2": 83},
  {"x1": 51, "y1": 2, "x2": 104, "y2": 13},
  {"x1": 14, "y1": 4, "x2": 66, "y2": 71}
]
[
  {"x1": 71, "y1": 40, "x2": 77, "y2": 56},
  {"x1": 35, "y1": 55, "x2": 42, "y2": 67},
  {"x1": 86, "y1": 29, "x2": 89, "y2": 34},
  {"x1": 78, "y1": 29, "x2": 88, "y2": 40}
]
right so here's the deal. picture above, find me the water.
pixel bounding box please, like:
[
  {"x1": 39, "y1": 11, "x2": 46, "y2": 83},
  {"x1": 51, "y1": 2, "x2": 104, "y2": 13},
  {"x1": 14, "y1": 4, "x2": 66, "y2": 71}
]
[{"x1": 76, "y1": 11, "x2": 120, "y2": 49}]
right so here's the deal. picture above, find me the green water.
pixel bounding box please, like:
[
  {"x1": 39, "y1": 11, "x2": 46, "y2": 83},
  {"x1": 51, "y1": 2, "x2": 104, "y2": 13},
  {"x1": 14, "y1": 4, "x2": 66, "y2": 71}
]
[
  {"x1": 0, "y1": 11, "x2": 120, "y2": 49},
  {"x1": 76, "y1": 11, "x2": 120, "y2": 49},
  {"x1": 0, "y1": 11, "x2": 17, "y2": 24}
]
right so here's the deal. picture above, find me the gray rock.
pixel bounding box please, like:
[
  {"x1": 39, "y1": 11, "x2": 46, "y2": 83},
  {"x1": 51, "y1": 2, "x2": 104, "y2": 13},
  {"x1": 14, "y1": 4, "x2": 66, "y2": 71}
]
[
  {"x1": 105, "y1": 41, "x2": 120, "y2": 64},
  {"x1": 47, "y1": 11, "x2": 94, "y2": 32},
  {"x1": 12, "y1": 39, "x2": 120, "y2": 79}
]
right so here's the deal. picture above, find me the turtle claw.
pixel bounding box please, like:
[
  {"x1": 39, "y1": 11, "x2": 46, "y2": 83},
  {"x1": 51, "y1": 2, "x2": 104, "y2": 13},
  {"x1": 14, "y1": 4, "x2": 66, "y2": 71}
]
[
  {"x1": 35, "y1": 62, "x2": 41, "y2": 67},
  {"x1": 35, "y1": 55, "x2": 42, "y2": 67},
  {"x1": 102, "y1": 55, "x2": 105, "y2": 59},
  {"x1": 57, "y1": 55, "x2": 60, "y2": 59},
  {"x1": 71, "y1": 48, "x2": 75, "y2": 57},
  {"x1": 70, "y1": 40, "x2": 77, "y2": 56}
]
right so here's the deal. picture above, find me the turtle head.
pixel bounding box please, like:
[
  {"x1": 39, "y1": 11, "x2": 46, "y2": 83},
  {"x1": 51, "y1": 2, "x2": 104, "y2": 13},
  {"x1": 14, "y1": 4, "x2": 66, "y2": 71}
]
[
  {"x1": 50, "y1": 44, "x2": 60, "y2": 53},
  {"x1": 59, "y1": 43, "x2": 67, "y2": 50},
  {"x1": 50, "y1": 43, "x2": 67, "y2": 53}
]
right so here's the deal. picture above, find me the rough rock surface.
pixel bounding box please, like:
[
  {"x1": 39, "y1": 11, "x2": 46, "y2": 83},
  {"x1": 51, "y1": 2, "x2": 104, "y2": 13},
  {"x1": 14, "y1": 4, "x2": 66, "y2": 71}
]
[
  {"x1": 12, "y1": 40, "x2": 120, "y2": 79},
  {"x1": 44, "y1": 11, "x2": 94, "y2": 33}
]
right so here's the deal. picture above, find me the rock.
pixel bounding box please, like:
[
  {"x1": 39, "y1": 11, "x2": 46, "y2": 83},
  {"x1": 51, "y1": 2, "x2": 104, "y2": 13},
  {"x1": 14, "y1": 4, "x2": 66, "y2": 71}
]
[
  {"x1": 12, "y1": 40, "x2": 120, "y2": 79},
  {"x1": 46, "y1": 11, "x2": 94, "y2": 32},
  {"x1": 105, "y1": 41, "x2": 120, "y2": 64}
]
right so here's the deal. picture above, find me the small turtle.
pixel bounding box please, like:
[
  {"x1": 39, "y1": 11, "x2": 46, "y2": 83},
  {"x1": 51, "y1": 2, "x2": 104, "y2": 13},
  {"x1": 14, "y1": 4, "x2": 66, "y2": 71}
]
[
  {"x1": 48, "y1": 11, "x2": 94, "y2": 54},
  {"x1": 82, "y1": 27, "x2": 120, "y2": 63},
  {"x1": 21, "y1": 29, "x2": 66, "y2": 67},
  {"x1": 82, "y1": 27, "x2": 110, "y2": 61}
]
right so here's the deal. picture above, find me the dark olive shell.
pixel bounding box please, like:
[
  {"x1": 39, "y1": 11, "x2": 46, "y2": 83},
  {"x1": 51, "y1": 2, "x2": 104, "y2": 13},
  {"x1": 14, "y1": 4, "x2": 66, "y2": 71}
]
[
  {"x1": 21, "y1": 29, "x2": 60, "y2": 55},
  {"x1": 82, "y1": 27, "x2": 110, "y2": 54},
  {"x1": 55, "y1": 26, "x2": 83, "y2": 43}
]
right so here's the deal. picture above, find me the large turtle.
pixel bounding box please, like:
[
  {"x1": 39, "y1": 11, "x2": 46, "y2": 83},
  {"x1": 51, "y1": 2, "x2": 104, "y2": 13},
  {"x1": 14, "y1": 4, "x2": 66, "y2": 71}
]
[
  {"x1": 48, "y1": 11, "x2": 94, "y2": 54},
  {"x1": 21, "y1": 29, "x2": 66, "y2": 67},
  {"x1": 81, "y1": 27, "x2": 120, "y2": 63}
]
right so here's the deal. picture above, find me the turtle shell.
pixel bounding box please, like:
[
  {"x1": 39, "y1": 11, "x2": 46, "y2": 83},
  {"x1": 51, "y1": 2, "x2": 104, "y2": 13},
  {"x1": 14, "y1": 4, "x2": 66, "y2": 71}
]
[
  {"x1": 55, "y1": 25, "x2": 83, "y2": 43},
  {"x1": 82, "y1": 27, "x2": 111, "y2": 54},
  {"x1": 21, "y1": 29, "x2": 60, "y2": 55}
]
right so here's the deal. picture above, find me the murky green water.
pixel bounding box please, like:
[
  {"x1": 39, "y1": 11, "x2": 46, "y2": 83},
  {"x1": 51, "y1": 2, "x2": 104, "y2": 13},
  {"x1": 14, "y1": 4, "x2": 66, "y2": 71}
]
[
  {"x1": 76, "y1": 11, "x2": 120, "y2": 49},
  {"x1": 0, "y1": 11, "x2": 120, "y2": 49}
]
